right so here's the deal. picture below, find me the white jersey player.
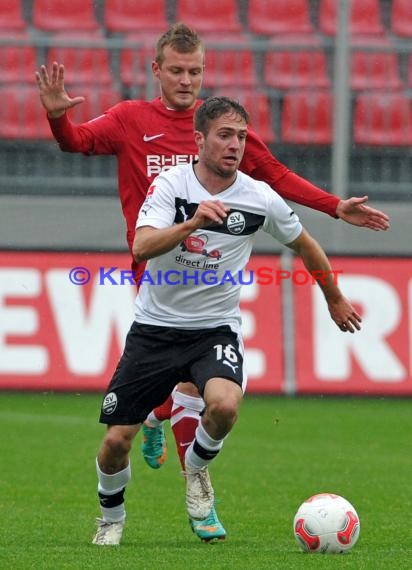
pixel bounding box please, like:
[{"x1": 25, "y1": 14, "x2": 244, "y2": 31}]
[
  {"x1": 92, "y1": 96, "x2": 361, "y2": 546},
  {"x1": 135, "y1": 164, "x2": 301, "y2": 336}
]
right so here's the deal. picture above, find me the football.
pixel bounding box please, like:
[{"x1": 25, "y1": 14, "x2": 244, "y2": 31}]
[{"x1": 293, "y1": 493, "x2": 360, "y2": 554}]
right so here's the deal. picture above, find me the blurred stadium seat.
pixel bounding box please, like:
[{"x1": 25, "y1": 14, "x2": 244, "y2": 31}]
[
  {"x1": 353, "y1": 92, "x2": 412, "y2": 146},
  {"x1": 32, "y1": 0, "x2": 100, "y2": 32},
  {"x1": 0, "y1": 0, "x2": 26, "y2": 31},
  {"x1": 281, "y1": 90, "x2": 332, "y2": 144},
  {"x1": 391, "y1": 0, "x2": 412, "y2": 38},
  {"x1": 350, "y1": 36, "x2": 403, "y2": 91},
  {"x1": 0, "y1": 40, "x2": 37, "y2": 83},
  {"x1": 319, "y1": 0, "x2": 384, "y2": 36},
  {"x1": 176, "y1": 0, "x2": 243, "y2": 33},
  {"x1": 248, "y1": 0, "x2": 314, "y2": 36},
  {"x1": 47, "y1": 37, "x2": 112, "y2": 86},
  {"x1": 264, "y1": 35, "x2": 330, "y2": 90},
  {"x1": 0, "y1": 86, "x2": 53, "y2": 139},
  {"x1": 104, "y1": 0, "x2": 168, "y2": 33},
  {"x1": 0, "y1": 85, "x2": 121, "y2": 140},
  {"x1": 120, "y1": 33, "x2": 157, "y2": 88},
  {"x1": 241, "y1": 91, "x2": 276, "y2": 143},
  {"x1": 202, "y1": 35, "x2": 257, "y2": 89}
]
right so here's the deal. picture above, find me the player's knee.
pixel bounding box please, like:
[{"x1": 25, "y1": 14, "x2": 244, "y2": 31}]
[
  {"x1": 103, "y1": 428, "x2": 133, "y2": 456},
  {"x1": 208, "y1": 398, "x2": 239, "y2": 428}
]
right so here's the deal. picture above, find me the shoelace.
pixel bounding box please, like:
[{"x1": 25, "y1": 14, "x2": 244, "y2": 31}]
[
  {"x1": 94, "y1": 518, "x2": 110, "y2": 539},
  {"x1": 196, "y1": 468, "x2": 213, "y2": 500},
  {"x1": 95, "y1": 517, "x2": 122, "y2": 529}
]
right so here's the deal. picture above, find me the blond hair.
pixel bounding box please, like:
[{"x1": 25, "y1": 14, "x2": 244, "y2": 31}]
[{"x1": 155, "y1": 23, "x2": 204, "y2": 66}]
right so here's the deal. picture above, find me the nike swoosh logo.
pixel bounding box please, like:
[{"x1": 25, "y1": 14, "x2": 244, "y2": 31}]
[
  {"x1": 143, "y1": 133, "x2": 165, "y2": 142},
  {"x1": 179, "y1": 442, "x2": 192, "y2": 447}
]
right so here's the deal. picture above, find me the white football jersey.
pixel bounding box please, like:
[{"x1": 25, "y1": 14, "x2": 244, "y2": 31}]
[{"x1": 135, "y1": 163, "x2": 302, "y2": 334}]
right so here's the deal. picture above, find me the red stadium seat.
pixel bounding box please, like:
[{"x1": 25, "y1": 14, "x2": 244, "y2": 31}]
[
  {"x1": 264, "y1": 35, "x2": 330, "y2": 90},
  {"x1": 350, "y1": 37, "x2": 402, "y2": 91},
  {"x1": 0, "y1": 0, "x2": 26, "y2": 31},
  {"x1": 248, "y1": 0, "x2": 314, "y2": 36},
  {"x1": 32, "y1": 0, "x2": 99, "y2": 32},
  {"x1": 202, "y1": 36, "x2": 257, "y2": 89},
  {"x1": 176, "y1": 0, "x2": 243, "y2": 33},
  {"x1": 281, "y1": 90, "x2": 333, "y2": 144},
  {"x1": 213, "y1": 88, "x2": 276, "y2": 143},
  {"x1": 0, "y1": 86, "x2": 53, "y2": 139},
  {"x1": 239, "y1": 91, "x2": 276, "y2": 143},
  {"x1": 0, "y1": 43, "x2": 37, "y2": 83},
  {"x1": 104, "y1": 0, "x2": 168, "y2": 33},
  {"x1": 47, "y1": 37, "x2": 112, "y2": 86},
  {"x1": 319, "y1": 0, "x2": 384, "y2": 36},
  {"x1": 0, "y1": 85, "x2": 121, "y2": 139},
  {"x1": 65, "y1": 86, "x2": 121, "y2": 123},
  {"x1": 391, "y1": 0, "x2": 412, "y2": 38},
  {"x1": 120, "y1": 33, "x2": 157, "y2": 87},
  {"x1": 353, "y1": 92, "x2": 412, "y2": 146}
]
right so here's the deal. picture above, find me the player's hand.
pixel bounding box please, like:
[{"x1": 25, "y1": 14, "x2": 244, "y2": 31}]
[
  {"x1": 35, "y1": 61, "x2": 85, "y2": 119},
  {"x1": 336, "y1": 196, "x2": 390, "y2": 231},
  {"x1": 191, "y1": 200, "x2": 229, "y2": 229},
  {"x1": 328, "y1": 296, "x2": 362, "y2": 333}
]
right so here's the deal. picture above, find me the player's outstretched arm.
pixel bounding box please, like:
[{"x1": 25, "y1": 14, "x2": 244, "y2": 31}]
[
  {"x1": 243, "y1": 135, "x2": 390, "y2": 231},
  {"x1": 287, "y1": 229, "x2": 362, "y2": 333},
  {"x1": 35, "y1": 61, "x2": 85, "y2": 119},
  {"x1": 336, "y1": 196, "x2": 390, "y2": 231}
]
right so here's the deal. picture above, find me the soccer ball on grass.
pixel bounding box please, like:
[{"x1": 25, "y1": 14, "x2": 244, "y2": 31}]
[{"x1": 293, "y1": 493, "x2": 360, "y2": 554}]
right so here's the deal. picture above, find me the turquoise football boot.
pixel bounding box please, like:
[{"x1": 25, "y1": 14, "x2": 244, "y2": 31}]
[
  {"x1": 141, "y1": 421, "x2": 167, "y2": 469},
  {"x1": 189, "y1": 505, "x2": 226, "y2": 542}
]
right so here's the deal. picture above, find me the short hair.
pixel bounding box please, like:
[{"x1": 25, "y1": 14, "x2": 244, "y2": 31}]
[
  {"x1": 194, "y1": 96, "x2": 249, "y2": 135},
  {"x1": 155, "y1": 23, "x2": 204, "y2": 66}
]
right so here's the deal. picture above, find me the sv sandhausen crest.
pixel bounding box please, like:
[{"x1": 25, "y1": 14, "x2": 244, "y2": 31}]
[
  {"x1": 102, "y1": 392, "x2": 118, "y2": 414},
  {"x1": 226, "y1": 211, "x2": 246, "y2": 234}
]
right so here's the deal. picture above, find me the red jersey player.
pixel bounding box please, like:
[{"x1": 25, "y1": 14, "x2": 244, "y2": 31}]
[{"x1": 35, "y1": 23, "x2": 389, "y2": 544}]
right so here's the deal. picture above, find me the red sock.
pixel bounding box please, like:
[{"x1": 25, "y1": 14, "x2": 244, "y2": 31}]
[
  {"x1": 170, "y1": 391, "x2": 205, "y2": 471},
  {"x1": 152, "y1": 394, "x2": 173, "y2": 421},
  {"x1": 171, "y1": 411, "x2": 199, "y2": 470}
]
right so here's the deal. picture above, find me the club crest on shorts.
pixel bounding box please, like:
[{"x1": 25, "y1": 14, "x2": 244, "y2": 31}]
[
  {"x1": 102, "y1": 392, "x2": 117, "y2": 414},
  {"x1": 227, "y1": 211, "x2": 245, "y2": 234}
]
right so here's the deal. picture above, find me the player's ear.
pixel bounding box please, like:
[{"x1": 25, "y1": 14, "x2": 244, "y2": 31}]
[
  {"x1": 152, "y1": 60, "x2": 160, "y2": 78},
  {"x1": 194, "y1": 130, "x2": 204, "y2": 149}
]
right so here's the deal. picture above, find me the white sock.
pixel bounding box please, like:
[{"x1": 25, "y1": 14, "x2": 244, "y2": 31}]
[
  {"x1": 96, "y1": 459, "x2": 131, "y2": 522},
  {"x1": 185, "y1": 422, "x2": 224, "y2": 470}
]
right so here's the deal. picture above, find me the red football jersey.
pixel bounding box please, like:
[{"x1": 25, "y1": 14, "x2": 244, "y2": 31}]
[{"x1": 49, "y1": 96, "x2": 338, "y2": 257}]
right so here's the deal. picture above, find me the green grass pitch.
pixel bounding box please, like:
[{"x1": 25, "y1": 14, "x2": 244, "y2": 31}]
[{"x1": 1, "y1": 392, "x2": 411, "y2": 569}]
